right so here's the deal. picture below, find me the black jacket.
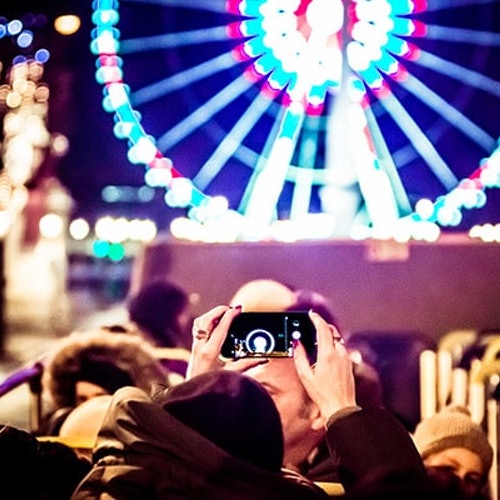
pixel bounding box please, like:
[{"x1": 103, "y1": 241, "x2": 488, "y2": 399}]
[
  {"x1": 72, "y1": 373, "x2": 435, "y2": 499},
  {"x1": 71, "y1": 383, "x2": 325, "y2": 499}
]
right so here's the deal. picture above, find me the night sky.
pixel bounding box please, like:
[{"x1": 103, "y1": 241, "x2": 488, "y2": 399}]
[{"x1": 0, "y1": 0, "x2": 176, "y2": 230}]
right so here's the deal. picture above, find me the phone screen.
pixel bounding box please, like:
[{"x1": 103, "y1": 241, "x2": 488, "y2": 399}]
[{"x1": 221, "y1": 311, "x2": 316, "y2": 359}]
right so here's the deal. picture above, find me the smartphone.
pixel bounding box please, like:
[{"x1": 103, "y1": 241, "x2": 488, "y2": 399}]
[{"x1": 221, "y1": 311, "x2": 316, "y2": 359}]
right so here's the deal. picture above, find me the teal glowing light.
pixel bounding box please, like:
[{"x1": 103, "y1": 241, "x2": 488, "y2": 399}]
[
  {"x1": 233, "y1": 0, "x2": 344, "y2": 107},
  {"x1": 92, "y1": 239, "x2": 110, "y2": 258},
  {"x1": 231, "y1": 0, "x2": 424, "y2": 99},
  {"x1": 91, "y1": 0, "x2": 209, "y2": 211},
  {"x1": 108, "y1": 242, "x2": 125, "y2": 261}
]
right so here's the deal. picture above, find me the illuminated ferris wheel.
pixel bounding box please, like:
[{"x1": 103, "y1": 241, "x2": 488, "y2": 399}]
[{"x1": 91, "y1": 0, "x2": 500, "y2": 241}]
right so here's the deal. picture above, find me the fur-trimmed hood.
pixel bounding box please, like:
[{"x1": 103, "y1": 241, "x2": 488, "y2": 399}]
[{"x1": 42, "y1": 329, "x2": 171, "y2": 410}]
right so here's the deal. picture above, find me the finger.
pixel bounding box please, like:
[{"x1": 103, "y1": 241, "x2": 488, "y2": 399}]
[
  {"x1": 334, "y1": 342, "x2": 353, "y2": 372},
  {"x1": 192, "y1": 305, "x2": 230, "y2": 339},
  {"x1": 308, "y1": 311, "x2": 335, "y2": 362},
  {"x1": 293, "y1": 339, "x2": 314, "y2": 383},
  {"x1": 328, "y1": 324, "x2": 344, "y2": 343},
  {"x1": 208, "y1": 306, "x2": 242, "y2": 351},
  {"x1": 224, "y1": 358, "x2": 269, "y2": 373}
]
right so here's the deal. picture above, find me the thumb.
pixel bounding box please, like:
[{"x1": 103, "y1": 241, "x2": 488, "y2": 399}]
[{"x1": 224, "y1": 358, "x2": 269, "y2": 373}]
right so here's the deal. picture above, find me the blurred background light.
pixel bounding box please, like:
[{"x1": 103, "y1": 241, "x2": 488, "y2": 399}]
[
  {"x1": 54, "y1": 15, "x2": 81, "y2": 36},
  {"x1": 39, "y1": 213, "x2": 64, "y2": 239},
  {"x1": 69, "y1": 218, "x2": 90, "y2": 240}
]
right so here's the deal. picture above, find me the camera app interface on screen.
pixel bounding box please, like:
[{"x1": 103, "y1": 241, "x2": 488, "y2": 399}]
[{"x1": 222, "y1": 312, "x2": 313, "y2": 359}]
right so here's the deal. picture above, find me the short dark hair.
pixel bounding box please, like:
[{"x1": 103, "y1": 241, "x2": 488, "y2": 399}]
[
  {"x1": 287, "y1": 289, "x2": 339, "y2": 328},
  {"x1": 127, "y1": 280, "x2": 188, "y2": 347}
]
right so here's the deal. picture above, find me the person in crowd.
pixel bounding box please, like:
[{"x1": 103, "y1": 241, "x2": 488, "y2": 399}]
[
  {"x1": 72, "y1": 306, "x2": 465, "y2": 499},
  {"x1": 229, "y1": 278, "x2": 297, "y2": 313},
  {"x1": 126, "y1": 280, "x2": 193, "y2": 377},
  {"x1": 187, "y1": 305, "x2": 434, "y2": 496},
  {"x1": 71, "y1": 370, "x2": 326, "y2": 499},
  {"x1": 226, "y1": 280, "x2": 384, "y2": 482},
  {"x1": 230, "y1": 279, "x2": 383, "y2": 407},
  {"x1": 43, "y1": 395, "x2": 113, "y2": 462},
  {"x1": 0, "y1": 424, "x2": 91, "y2": 500},
  {"x1": 413, "y1": 404, "x2": 494, "y2": 499},
  {"x1": 41, "y1": 327, "x2": 171, "y2": 435},
  {"x1": 127, "y1": 279, "x2": 193, "y2": 350},
  {"x1": 285, "y1": 287, "x2": 384, "y2": 410}
]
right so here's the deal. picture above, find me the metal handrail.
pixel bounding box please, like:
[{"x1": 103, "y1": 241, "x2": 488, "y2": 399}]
[
  {"x1": 0, "y1": 362, "x2": 44, "y2": 397},
  {"x1": 0, "y1": 361, "x2": 44, "y2": 433}
]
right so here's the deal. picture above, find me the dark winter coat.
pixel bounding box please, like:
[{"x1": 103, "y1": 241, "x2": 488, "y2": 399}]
[{"x1": 71, "y1": 372, "x2": 326, "y2": 499}]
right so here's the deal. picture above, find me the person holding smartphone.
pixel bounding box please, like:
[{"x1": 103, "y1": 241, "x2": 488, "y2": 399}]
[{"x1": 187, "y1": 306, "x2": 436, "y2": 497}]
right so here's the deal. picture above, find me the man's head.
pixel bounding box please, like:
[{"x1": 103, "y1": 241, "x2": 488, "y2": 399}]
[
  {"x1": 75, "y1": 359, "x2": 134, "y2": 405},
  {"x1": 228, "y1": 280, "x2": 331, "y2": 469},
  {"x1": 243, "y1": 358, "x2": 325, "y2": 470},
  {"x1": 229, "y1": 279, "x2": 296, "y2": 312},
  {"x1": 43, "y1": 329, "x2": 169, "y2": 410}
]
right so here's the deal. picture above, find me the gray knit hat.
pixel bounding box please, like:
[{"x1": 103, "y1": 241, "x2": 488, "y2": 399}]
[{"x1": 413, "y1": 405, "x2": 493, "y2": 475}]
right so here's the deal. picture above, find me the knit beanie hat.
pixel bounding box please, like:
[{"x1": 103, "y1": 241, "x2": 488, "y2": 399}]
[
  {"x1": 413, "y1": 405, "x2": 493, "y2": 475},
  {"x1": 154, "y1": 370, "x2": 284, "y2": 472}
]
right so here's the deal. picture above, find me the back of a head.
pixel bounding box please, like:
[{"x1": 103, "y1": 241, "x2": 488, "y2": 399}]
[
  {"x1": 0, "y1": 425, "x2": 39, "y2": 494},
  {"x1": 230, "y1": 279, "x2": 296, "y2": 312},
  {"x1": 286, "y1": 288, "x2": 339, "y2": 329},
  {"x1": 154, "y1": 370, "x2": 284, "y2": 472},
  {"x1": 127, "y1": 280, "x2": 189, "y2": 348}
]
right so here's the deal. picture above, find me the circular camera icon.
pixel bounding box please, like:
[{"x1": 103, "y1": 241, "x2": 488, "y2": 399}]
[{"x1": 245, "y1": 329, "x2": 276, "y2": 355}]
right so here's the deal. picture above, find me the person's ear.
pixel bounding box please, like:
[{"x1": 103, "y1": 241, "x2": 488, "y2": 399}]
[{"x1": 309, "y1": 402, "x2": 327, "y2": 431}]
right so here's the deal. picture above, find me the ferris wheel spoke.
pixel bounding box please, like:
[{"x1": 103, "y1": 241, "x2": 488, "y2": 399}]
[
  {"x1": 415, "y1": 51, "x2": 500, "y2": 99},
  {"x1": 157, "y1": 74, "x2": 254, "y2": 151},
  {"x1": 243, "y1": 104, "x2": 306, "y2": 224},
  {"x1": 363, "y1": 105, "x2": 413, "y2": 216},
  {"x1": 131, "y1": 52, "x2": 237, "y2": 106},
  {"x1": 286, "y1": 116, "x2": 324, "y2": 220},
  {"x1": 399, "y1": 74, "x2": 496, "y2": 152},
  {"x1": 424, "y1": 25, "x2": 500, "y2": 46},
  {"x1": 425, "y1": 0, "x2": 497, "y2": 10},
  {"x1": 193, "y1": 93, "x2": 274, "y2": 189},
  {"x1": 377, "y1": 92, "x2": 458, "y2": 191},
  {"x1": 120, "y1": 26, "x2": 230, "y2": 53},
  {"x1": 238, "y1": 105, "x2": 288, "y2": 213}
]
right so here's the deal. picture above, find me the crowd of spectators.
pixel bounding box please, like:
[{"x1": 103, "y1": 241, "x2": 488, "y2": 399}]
[{"x1": 0, "y1": 278, "x2": 495, "y2": 499}]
